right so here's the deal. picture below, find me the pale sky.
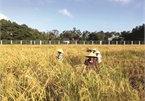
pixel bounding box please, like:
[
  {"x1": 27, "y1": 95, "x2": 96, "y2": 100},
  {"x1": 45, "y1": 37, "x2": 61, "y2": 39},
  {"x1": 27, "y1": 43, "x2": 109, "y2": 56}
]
[{"x1": 0, "y1": 0, "x2": 144, "y2": 33}]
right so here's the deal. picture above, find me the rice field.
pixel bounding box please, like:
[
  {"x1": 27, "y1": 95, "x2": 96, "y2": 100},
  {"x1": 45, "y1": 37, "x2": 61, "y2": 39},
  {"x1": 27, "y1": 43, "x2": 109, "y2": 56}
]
[{"x1": 0, "y1": 45, "x2": 144, "y2": 101}]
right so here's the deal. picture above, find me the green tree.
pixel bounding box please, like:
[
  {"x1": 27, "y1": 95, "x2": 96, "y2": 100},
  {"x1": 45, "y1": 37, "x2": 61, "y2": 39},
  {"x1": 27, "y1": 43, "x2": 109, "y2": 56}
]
[
  {"x1": 96, "y1": 31, "x2": 105, "y2": 40},
  {"x1": 82, "y1": 30, "x2": 90, "y2": 40},
  {"x1": 88, "y1": 31, "x2": 98, "y2": 40},
  {"x1": 120, "y1": 31, "x2": 130, "y2": 40}
]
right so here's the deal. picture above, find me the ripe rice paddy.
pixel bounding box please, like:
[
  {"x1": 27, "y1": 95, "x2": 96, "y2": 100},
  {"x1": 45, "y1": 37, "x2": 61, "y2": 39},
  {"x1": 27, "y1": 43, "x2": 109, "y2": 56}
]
[{"x1": 0, "y1": 45, "x2": 144, "y2": 101}]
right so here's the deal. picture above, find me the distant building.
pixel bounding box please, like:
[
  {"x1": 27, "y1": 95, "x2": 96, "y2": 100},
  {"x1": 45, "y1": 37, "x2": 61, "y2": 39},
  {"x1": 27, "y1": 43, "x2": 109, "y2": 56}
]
[
  {"x1": 108, "y1": 35, "x2": 124, "y2": 41},
  {"x1": 63, "y1": 38, "x2": 70, "y2": 44},
  {"x1": 108, "y1": 35, "x2": 119, "y2": 41}
]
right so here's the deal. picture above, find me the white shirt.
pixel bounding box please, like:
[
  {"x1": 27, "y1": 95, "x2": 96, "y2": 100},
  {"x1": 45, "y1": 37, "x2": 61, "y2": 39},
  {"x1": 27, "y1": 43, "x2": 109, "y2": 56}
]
[
  {"x1": 97, "y1": 54, "x2": 102, "y2": 63},
  {"x1": 58, "y1": 53, "x2": 63, "y2": 60}
]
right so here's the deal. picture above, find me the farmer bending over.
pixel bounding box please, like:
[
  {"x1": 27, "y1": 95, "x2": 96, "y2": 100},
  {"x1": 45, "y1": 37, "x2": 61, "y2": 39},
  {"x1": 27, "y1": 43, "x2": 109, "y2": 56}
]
[
  {"x1": 57, "y1": 49, "x2": 64, "y2": 60},
  {"x1": 92, "y1": 48, "x2": 97, "y2": 53},
  {"x1": 95, "y1": 50, "x2": 102, "y2": 64},
  {"x1": 93, "y1": 48, "x2": 102, "y2": 64}
]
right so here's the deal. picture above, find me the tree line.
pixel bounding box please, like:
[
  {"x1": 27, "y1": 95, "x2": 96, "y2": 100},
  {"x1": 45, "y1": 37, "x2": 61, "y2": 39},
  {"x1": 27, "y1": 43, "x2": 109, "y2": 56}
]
[{"x1": 0, "y1": 19, "x2": 144, "y2": 41}]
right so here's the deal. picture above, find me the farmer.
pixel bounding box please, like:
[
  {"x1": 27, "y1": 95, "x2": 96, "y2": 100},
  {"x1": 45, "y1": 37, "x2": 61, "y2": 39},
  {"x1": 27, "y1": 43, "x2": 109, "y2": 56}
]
[
  {"x1": 95, "y1": 50, "x2": 102, "y2": 64},
  {"x1": 92, "y1": 48, "x2": 98, "y2": 53},
  {"x1": 92, "y1": 48, "x2": 102, "y2": 63},
  {"x1": 86, "y1": 48, "x2": 97, "y2": 53},
  {"x1": 84, "y1": 52, "x2": 98, "y2": 69},
  {"x1": 57, "y1": 49, "x2": 64, "y2": 60},
  {"x1": 86, "y1": 48, "x2": 93, "y2": 52}
]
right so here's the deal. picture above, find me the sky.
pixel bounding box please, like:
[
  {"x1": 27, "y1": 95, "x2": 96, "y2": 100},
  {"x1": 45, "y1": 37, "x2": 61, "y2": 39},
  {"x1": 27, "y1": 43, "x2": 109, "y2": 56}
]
[{"x1": 0, "y1": 0, "x2": 144, "y2": 33}]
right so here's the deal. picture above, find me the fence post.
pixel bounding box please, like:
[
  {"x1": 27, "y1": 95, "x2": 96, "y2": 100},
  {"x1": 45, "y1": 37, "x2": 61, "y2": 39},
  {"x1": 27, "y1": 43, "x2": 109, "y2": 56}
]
[
  {"x1": 124, "y1": 41, "x2": 125, "y2": 45},
  {"x1": 10, "y1": 40, "x2": 12, "y2": 44},
  {"x1": 108, "y1": 41, "x2": 110, "y2": 45},
  {"x1": 1, "y1": 40, "x2": 2, "y2": 45},
  {"x1": 116, "y1": 41, "x2": 118, "y2": 45},
  {"x1": 100, "y1": 41, "x2": 102, "y2": 45},
  {"x1": 30, "y1": 40, "x2": 32, "y2": 45},
  {"x1": 75, "y1": 41, "x2": 77, "y2": 45},
  {"x1": 139, "y1": 41, "x2": 140, "y2": 45},
  {"x1": 20, "y1": 40, "x2": 22, "y2": 45},
  {"x1": 58, "y1": 41, "x2": 60, "y2": 44},
  {"x1": 40, "y1": 40, "x2": 42, "y2": 45},
  {"x1": 34, "y1": 40, "x2": 36, "y2": 45},
  {"x1": 131, "y1": 41, "x2": 133, "y2": 45},
  {"x1": 49, "y1": 41, "x2": 51, "y2": 44},
  {"x1": 84, "y1": 41, "x2": 85, "y2": 45},
  {"x1": 92, "y1": 41, "x2": 94, "y2": 45}
]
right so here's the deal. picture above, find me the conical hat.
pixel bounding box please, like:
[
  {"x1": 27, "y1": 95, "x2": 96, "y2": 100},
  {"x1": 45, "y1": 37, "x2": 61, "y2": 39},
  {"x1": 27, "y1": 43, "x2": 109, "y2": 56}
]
[
  {"x1": 86, "y1": 52, "x2": 97, "y2": 58},
  {"x1": 93, "y1": 48, "x2": 97, "y2": 51},
  {"x1": 96, "y1": 51, "x2": 100, "y2": 54},
  {"x1": 57, "y1": 49, "x2": 64, "y2": 53}
]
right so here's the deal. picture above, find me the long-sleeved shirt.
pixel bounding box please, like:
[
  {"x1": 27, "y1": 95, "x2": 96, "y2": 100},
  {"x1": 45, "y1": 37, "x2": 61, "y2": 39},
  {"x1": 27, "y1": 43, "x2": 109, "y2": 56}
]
[
  {"x1": 97, "y1": 54, "x2": 102, "y2": 63},
  {"x1": 84, "y1": 59, "x2": 98, "y2": 68}
]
